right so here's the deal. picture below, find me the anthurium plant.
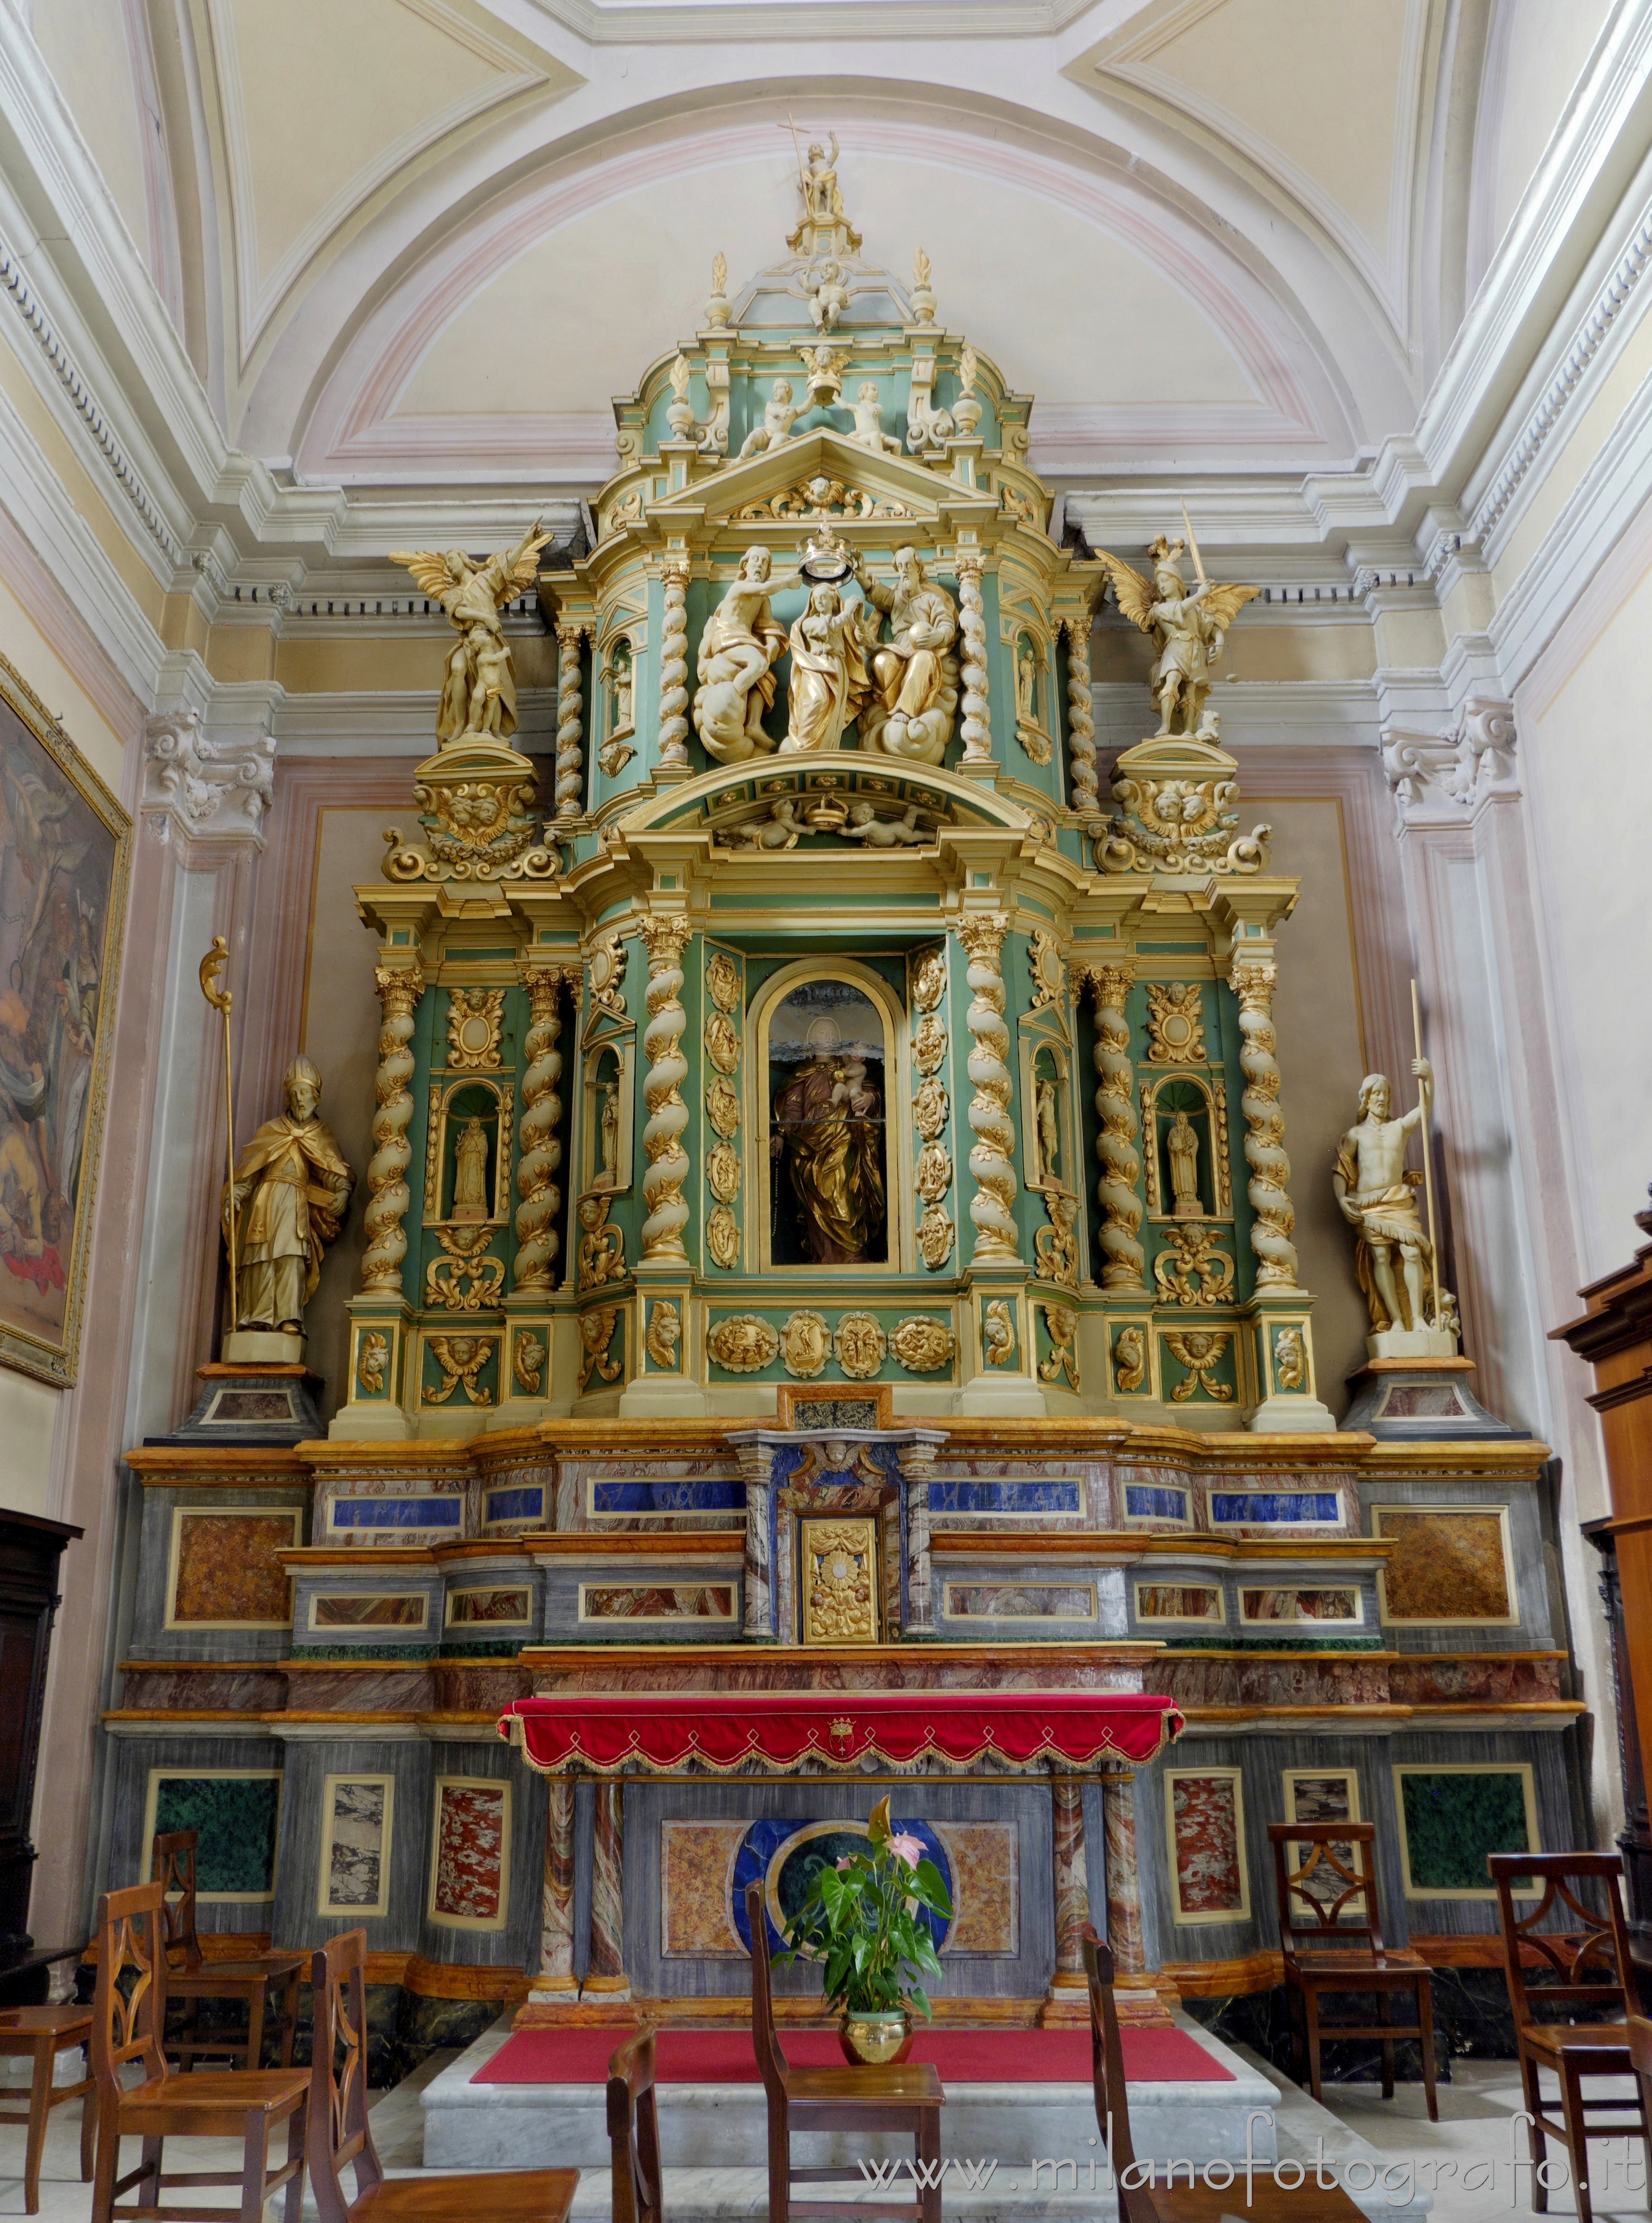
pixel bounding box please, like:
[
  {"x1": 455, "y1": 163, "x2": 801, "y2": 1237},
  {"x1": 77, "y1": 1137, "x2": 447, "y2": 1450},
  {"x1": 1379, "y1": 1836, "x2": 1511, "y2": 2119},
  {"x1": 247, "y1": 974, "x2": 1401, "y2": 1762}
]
[{"x1": 776, "y1": 1796, "x2": 953, "y2": 2017}]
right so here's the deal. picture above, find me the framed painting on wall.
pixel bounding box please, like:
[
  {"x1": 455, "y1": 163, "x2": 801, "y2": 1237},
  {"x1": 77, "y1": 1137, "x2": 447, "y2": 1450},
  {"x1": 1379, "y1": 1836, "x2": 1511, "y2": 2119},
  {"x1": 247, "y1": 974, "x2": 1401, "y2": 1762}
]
[{"x1": 0, "y1": 656, "x2": 130, "y2": 1385}]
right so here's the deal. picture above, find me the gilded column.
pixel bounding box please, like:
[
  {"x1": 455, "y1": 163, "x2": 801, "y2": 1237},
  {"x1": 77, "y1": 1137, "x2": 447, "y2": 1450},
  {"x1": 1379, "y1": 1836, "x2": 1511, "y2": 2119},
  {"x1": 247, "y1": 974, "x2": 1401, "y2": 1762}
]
[
  {"x1": 638, "y1": 915, "x2": 692, "y2": 1263},
  {"x1": 359, "y1": 962, "x2": 424, "y2": 1291},
  {"x1": 534, "y1": 1777, "x2": 577, "y2": 1997},
  {"x1": 1083, "y1": 964, "x2": 1146, "y2": 1290},
  {"x1": 1040, "y1": 1778, "x2": 1091, "y2": 2024},
  {"x1": 1100, "y1": 1774, "x2": 1147, "y2": 1980},
  {"x1": 554, "y1": 623, "x2": 585, "y2": 822},
  {"x1": 657, "y1": 562, "x2": 691, "y2": 772},
  {"x1": 957, "y1": 913, "x2": 1020, "y2": 1261},
  {"x1": 585, "y1": 1781, "x2": 630, "y2": 2003},
  {"x1": 956, "y1": 556, "x2": 994, "y2": 767},
  {"x1": 513, "y1": 963, "x2": 568, "y2": 1292},
  {"x1": 1227, "y1": 956, "x2": 1301, "y2": 1287},
  {"x1": 1063, "y1": 615, "x2": 1099, "y2": 819}
]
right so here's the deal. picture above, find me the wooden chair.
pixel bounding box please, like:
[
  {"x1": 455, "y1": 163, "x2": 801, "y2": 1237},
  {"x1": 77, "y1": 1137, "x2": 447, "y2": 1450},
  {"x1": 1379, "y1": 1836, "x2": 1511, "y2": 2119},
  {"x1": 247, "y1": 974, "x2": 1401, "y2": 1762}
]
[
  {"x1": 608, "y1": 2028, "x2": 661, "y2": 2223},
  {"x1": 89, "y1": 1880, "x2": 308, "y2": 2223},
  {"x1": 1265, "y1": 1820, "x2": 1438, "y2": 2119},
  {"x1": 0, "y1": 2004, "x2": 96, "y2": 2213},
  {"x1": 308, "y1": 1927, "x2": 578, "y2": 2223},
  {"x1": 1082, "y1": 1928, "x2": 1367, "y2": 2223},
  {"x1": 152, "y1": 1830, "x2": 304, "y2": 2071},
  {"x1": 1490, "y1": 1851, "x2": 1650, "y2": 2223},
  {"x1": 746, "y1": 1879, "x2": 944, "y2": 2223}
]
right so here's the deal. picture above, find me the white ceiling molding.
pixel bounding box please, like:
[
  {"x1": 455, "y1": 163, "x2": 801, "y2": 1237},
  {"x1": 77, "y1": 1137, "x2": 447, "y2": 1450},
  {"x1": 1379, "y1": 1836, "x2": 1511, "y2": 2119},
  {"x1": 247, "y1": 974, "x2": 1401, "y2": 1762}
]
[
  {"x1": 203, "y1": 0, "x2": 581, "y2": 369},
  {"x1": 273, "y1": 687, "x2": 556, "y2": 755},
  {"x1": 1067, "y1": 0, "x2": 1434, "y2": 346},
  {"x1": 1094, "y1": 675, "x2": 1382, "y2": 750},
  {"x1": 520, "y1": 0, "x2": 1116, "y2": 37}
]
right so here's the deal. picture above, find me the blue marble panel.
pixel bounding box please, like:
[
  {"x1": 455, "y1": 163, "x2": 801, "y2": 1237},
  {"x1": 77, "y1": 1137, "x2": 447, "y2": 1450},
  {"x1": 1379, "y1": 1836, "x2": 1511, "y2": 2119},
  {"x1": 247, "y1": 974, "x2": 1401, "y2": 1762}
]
[
  {"x1": 771, "y1": 1446, "x2": 809, "y2": 1488},
  {"x1": 1210, "y1": 1492, "x2": 1341, "y2": 1526},
  {"x1": 928, "y1": 1480, "x2": 1081, "y2": 1515},
  {"x1": 1125, "y1": 1485, "x2": 1190, "y2": 1522},
  {"x1": 484, "y1": 1486, "x2": 544, "y2": 1526},
  {"x1": 730, "y1": 1818, "x2": 953, "y2": 1954},
  {"x1": 591, "y1": 1478, "x2": 744, "y2": 1514},
  {"x1": 330, "y1": 1496, "x2": 463, "y2": 1529},
  {"x1": 152, "y1": 1775, "x2": 281, "y2": 1897}
]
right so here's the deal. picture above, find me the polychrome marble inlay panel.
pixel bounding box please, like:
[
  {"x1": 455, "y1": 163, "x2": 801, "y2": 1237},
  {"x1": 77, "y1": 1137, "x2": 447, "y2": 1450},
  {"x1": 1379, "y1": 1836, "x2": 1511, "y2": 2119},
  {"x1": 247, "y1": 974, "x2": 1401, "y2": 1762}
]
[
  {"x1": 1209, "y1": 1492, "x2": 1341, "y2": 1527},
  {"x1": 1374, "y1": 1507, "x2": 1514, "y2": 1622},
  {"x1": 1136, "y1": 1583, "x2": 1222, "y2": 1623},
  {"x1": 942, "y1": 1584, "x2": 1095, "y2": 1620},
  {"x1": 310, "y1": 1592, "x2": 427, "y2": 1629},
  {"x1": 1395, "y1": 1765, "x2": 1536, "y2": 1897},
  {"x1": 661, "y1": 1821, "x2": 747, "y2": 1956},
  {"x1": 168, "y1": 1509, "x2": 300, "y2": 1626},
  {"x1": 447, "y1": 1586, "x2": 532, "y2": 1625},
  {"x1": 932, "y1": 1822, "x2": 1018, "y2": 1954},
  {"x1": 1240, "y1": 1587, "x2": 1360, "y2": 1624},
  {"x1": 579, "y1": 1584, "x2": 737, "y2": 1622},
  {"x1": 429, "y1": 1778, "x2": 510, "y2": 1928},
  {"x1": 1166, "y1": 1770, "x2": 1248, "y2": 1924},
  {"x1": 145, "y1": 1771, "x2": 281, "y2": 1900},
  {"x1": 319, "y1": 1776, "x2": 392, "y2": 1916}
]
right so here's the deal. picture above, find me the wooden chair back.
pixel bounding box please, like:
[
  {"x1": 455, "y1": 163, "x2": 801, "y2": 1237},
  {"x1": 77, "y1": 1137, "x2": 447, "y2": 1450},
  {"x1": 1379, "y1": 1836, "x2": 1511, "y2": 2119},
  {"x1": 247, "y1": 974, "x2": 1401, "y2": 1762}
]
[
  {"x1": 607, "y1": 2029, "x2": 661, "y2": 2223},
  {"x1": 1626, "y1": 2014, "x2": 1652, "y2": 2114},
  {"x1": 91, "y1": 1880, "x2": 169, "y2": 2103},
  {"x1": 1267, "y1": 1821, "x2": 1383, "y2": 1958},
  {"x1": 745, "y1": 1879, "x2": 788, "y2": 2101},
  {"x1": 151, "y1": 1828, "x2": 205, "y2": 1974},
  {"x1": 1080, "y1": 1927, "x2": 1138, "y2": 2178},
  {"x1": 1489, "y1": 1853, "x2": 1634, "y2": 2029},
  {"x1": 307, "y1": 1928, "x2": 383, "y2": 2223}
]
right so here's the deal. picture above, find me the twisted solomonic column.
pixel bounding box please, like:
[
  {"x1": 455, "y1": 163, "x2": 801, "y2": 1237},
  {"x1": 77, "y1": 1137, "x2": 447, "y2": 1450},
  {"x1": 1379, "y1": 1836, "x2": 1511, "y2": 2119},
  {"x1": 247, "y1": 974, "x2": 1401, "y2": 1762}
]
[
  {"x1": 554, "y1": 623, "x2": 585, "y2": 822},
  {"x1": 955, "y1": 556, "x2": 994, "y2": 766},
  {"x1": 956, "y1": 913, "x2": 1020, "y2": 1261},
  {"x1": 639, "y1": 915, "x2": 693, "y2": 1262},
  {"x1": 657, "y1": 562, "x2": 691, "y2": 771},
  {"x1": 1082, "y1": 963, "x2": 1146, "y2": 1290},
  {"x1": 1100, "y1": 1775, "x2": 1146, "y2": 1980},
  {"x1": 1063, "y1": 614, "x2": 1099, "y2": 818},
  {"x1": 359, "y1": 962, "x2": 425, "y2": 1291},
  {"x1": 512, "y1": 963, "x2": 570, "y2": 1293},
  {"x1": 1228, "y1": 955, "x2": 1301, "y2": 1288}
]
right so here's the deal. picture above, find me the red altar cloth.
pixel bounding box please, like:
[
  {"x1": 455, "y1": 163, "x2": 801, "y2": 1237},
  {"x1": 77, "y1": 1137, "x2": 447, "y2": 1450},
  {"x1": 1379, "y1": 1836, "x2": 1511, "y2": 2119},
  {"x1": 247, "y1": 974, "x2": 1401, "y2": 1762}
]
[{"x1": 499, "y1": 1689, "x2": 1182, "y2": 1775}]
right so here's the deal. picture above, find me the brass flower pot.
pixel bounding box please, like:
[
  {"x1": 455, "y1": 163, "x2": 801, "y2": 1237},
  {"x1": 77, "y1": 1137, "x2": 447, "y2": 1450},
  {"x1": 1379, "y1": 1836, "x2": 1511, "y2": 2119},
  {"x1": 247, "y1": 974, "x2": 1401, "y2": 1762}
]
[{"x1": 838, "y1": 2008, "x2": 914, "y2": 2067}]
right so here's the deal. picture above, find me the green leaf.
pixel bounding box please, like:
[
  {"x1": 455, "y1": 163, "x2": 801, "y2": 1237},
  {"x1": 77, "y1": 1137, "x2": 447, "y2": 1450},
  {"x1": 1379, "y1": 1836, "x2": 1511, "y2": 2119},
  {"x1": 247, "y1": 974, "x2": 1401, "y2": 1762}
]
[{"x1": 908, "y1": 1982, "x2": 932, "y2": 2021}]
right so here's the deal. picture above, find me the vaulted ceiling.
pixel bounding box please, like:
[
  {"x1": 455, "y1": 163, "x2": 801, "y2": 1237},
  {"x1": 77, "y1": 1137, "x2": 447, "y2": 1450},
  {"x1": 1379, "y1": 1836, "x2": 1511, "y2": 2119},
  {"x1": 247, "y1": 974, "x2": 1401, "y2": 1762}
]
[{"x1": 21, "y1": 0, "x2": 1622, "y2": 494}]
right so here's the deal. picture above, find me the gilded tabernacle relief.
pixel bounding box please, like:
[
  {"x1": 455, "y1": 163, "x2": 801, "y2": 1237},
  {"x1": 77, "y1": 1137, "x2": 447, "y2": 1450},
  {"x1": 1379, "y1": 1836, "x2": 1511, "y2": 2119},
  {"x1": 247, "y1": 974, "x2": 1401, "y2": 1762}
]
[
  {"x1": 766, "y1": 981, "x2": 888, "y2": 1267},
  {"x1": 0, "y1": 658, "x2": 128, "y2": 1385}
]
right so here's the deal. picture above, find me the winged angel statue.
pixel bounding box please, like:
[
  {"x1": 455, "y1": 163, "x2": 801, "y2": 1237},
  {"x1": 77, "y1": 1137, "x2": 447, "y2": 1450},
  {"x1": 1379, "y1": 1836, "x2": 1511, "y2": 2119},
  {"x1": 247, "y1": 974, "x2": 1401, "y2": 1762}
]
[
  {"x1": 392, "y1": 525, "x2": 552, "y2": 747},
  {"x1": 1096, "y1": 536, "x2": 1259, "y2": 742}
]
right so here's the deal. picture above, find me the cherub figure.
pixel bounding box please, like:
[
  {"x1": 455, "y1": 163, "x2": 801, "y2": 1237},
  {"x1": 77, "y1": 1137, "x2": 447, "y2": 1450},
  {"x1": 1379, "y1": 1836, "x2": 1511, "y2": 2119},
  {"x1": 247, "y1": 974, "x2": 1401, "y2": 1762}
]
[
  {"x1": 800, "y1": 135, "x2": 843, "y2": 221},
  {"x1": 715, "y1": 799, "x2": 803, "y2": 851},
  {"x1": 808, "y1": 261, "x2": 852, "y2": 334},
  {"x1": 849, "y1": 382, "x2": 901, "y2": 456},
  {"x1": 1096, "y1": 534, "x2": 1260, "y2": 741},
  {"x1": 738, "y1": 379, "x2": 802, "y2": 460},
  {"x1": 842, "y1": 800, "x2": 929, "y2": 847},
  {"x1": 391, "y1": 523, "x2": 551, "y2": 747}
]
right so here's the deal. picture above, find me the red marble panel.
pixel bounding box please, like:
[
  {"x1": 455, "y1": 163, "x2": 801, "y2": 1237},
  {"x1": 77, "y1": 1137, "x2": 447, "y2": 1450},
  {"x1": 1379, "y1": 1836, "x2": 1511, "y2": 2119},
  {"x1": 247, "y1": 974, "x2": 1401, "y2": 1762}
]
[
  {"x1": 433, "y1": 1781, "x2": 508, "y2": 1922},
  {"x1": 173, "y1": 1512, "x2": 296, "y2": 1624},
  {"x1": 1170, "y1": 1773, "x2": 1245, "y2": 1919}
]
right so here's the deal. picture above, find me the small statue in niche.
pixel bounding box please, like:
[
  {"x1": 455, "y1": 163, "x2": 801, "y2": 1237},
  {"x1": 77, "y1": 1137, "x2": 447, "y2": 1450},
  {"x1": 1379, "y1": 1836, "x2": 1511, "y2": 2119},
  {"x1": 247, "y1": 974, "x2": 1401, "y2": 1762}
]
[
  {"x1": 222, "y1": 1056, "x2": 354, "y2": 1337},
  {"x1": 1015, "y1": 637, "x2": 1038, "y2": 727},
  {"x1": 1333, "y1": 1061, "x2": 1451, "y2": 1343},
  {"x1": 1036, "y1": 1074, "x2": 1061, "y2": 1184},
  {"x1": 1166, "y1": 1109, "x2": 1202, "y2": 1220},
  {"x1": 599, "y1": 1080, "x2": 620, "y2": 1182},
  {"x1": 452, "y1": 1117, "x2": 491, "y2": 1221},
  {"x1": 738, "y1": 379, "x2": 802, "y2": 460}
]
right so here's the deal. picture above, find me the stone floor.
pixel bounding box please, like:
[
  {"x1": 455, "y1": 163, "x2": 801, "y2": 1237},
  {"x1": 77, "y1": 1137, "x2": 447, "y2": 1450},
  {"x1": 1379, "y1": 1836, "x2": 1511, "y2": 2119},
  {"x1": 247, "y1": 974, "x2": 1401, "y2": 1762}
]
[{"x1": 0, "y1": 2042, "x2": 1645, "y2": 2220}]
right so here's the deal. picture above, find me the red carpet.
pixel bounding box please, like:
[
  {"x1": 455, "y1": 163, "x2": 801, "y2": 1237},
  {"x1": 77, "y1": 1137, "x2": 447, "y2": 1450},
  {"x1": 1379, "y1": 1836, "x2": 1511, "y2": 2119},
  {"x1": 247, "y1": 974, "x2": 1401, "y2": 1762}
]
[{"x1": 475, "y1": 2026, "x2": 1231, "y2": 2085}]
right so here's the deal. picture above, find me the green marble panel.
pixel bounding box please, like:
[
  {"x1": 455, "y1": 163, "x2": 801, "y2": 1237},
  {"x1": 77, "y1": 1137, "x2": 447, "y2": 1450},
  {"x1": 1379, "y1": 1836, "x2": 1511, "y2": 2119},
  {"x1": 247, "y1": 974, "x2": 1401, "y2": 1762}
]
[
  {"x1": 152, "y1": 1774, "x2": 281, "y2": 1897},
  {"x1": 1399, "y1": 1768, "x2": 1532, "y2": 1893}
]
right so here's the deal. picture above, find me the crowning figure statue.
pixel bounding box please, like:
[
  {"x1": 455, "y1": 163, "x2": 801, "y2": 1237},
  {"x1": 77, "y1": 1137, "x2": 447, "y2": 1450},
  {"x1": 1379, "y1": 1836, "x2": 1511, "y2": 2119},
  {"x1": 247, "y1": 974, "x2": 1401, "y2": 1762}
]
[
  {"x1": 1332, "y1": 1060, "x2": 1444, "y2": 1339},
  {"x1": 1096, "y1": 535, "x2": 1260, "y2": 741},
  {"x1": 855, "y1": 547, "x2": 959, "y2": 764},
  {"x1": 781, "y1": 586, "x2": 876, "y2": 752},
  {"x1": 693, "y1": 547, "x2": 793, "y2": 763},
  {"x1": 391, "y1": 523, "x2": 552, "y2": 747},
  {"x1": 222, "y1": 1057, "x2": 354, "y2": 1336}
]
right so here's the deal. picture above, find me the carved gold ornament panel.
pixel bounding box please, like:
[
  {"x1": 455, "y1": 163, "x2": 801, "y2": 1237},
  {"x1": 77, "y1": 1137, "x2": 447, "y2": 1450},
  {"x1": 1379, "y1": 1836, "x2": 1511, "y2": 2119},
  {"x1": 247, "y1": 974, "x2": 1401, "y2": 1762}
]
[
  {"x1": 587, "y1": 932, "x2": 628, "y2": 1019},
  {"x1": 357, "y1": 1332, "x2": 388, "y2": 1395},
  {"x1": 1029, "y1": 930, "x2": 1066, "y2": 1011},
  {"x1": 703, "y1": 1011, "x2": 740, "y2": 1074},
  {"x1": 1152, "y1": 1223, "x2": 1235, "y2": 1306},
  {"x1": 707, "y1": 1206, "x2": 741, "y2": 1268},
  {"x1": 1039, "y1": 1303, "x2": 1080, "y2": 1391},
  {"x1": 910, "y1": 947, "x2": 947, "y2": 1013},
  {"x1": 912, "y1": 1014, "x2": 948, "y2": 1075},
  {"x1": 913, "y1": 1078, "x2": 950, "y2": 1141},
  {"x1": 1166, "y1": 1329, "x2": 1234, "y2": 1401},
  {"x1": 834, "y1": 1313, "x2": 887, "y2": 1379},
  {"x1": 917, "y1": 1203, "x2": 955, "y2": 1270},
  {"x1": 707, "y1": 1075, "x2": 741, "y2": 1139},
  {"x1": 513, "y1": 1330, "x2": 546, "y2": 1396},
  {"x1": 580, "y1": 1307, "x2": 624, "y2": 1389},
  {"x1": 427, "y1": 1226, "x2": 506, "y2": 1311},
  {"x1": 1112, "y1": 1325, "x2": 1148, "y2": 1393},
  {"x1": 915, "y1": 1142, "x2": 952, "y2": 1201},
  {"x1": 801, "y1": 1517, "x2": 878, "y2": 1646},
  {"x1": 425, "y1": 1334, "x2": 497, "y2": 1406},
  {"x1": 706, "y1": 1315, "x2": 779, "y2": 1372},
  {"x1": 446, "y1": 988, "x2": 505, "y2": 1070},
  {"x1": 577, "y1": 1194, "x2": 626, "y2": 1289},
  {"x1": 706, "y1": 951, "x2": 741, "y2": 1014},
  {"x1": 780, "y1": 1310, "x2": 830, "y2": 1377},
  {"x1": 646, "y1": 1301, "x2": 682, "y2": 1371},
  {"x1": 1146, "y1": 982, "x2": 1207, "y2": 1065},
  {"x1": 890, "y1": 1317, "x2": 956, "y2": 1372},
  {"x1": 983, "y1": 1300, "x2": 1016, "y2": 1367},
  {"x1": 708, "y1": 1141, "x2": 742, "y2": 1203}
]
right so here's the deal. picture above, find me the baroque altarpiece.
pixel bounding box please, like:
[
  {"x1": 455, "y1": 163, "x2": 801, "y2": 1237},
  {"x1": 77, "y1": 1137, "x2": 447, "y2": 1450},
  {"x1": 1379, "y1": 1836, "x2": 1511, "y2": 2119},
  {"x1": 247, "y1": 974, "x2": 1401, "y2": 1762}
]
[{"x1": 112, "y1": 163, "x2": 1580, "y2": 2056}]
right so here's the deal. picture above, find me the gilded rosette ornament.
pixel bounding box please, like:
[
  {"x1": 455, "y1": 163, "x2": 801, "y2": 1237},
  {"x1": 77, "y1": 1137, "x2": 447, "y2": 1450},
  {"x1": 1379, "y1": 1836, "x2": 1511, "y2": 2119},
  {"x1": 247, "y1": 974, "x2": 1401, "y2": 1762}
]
[
  {"x1": 638, "y1": 915, "x2": 693, "y2": 1262},
  {"x1": 956, "y1": 913, "x2": 1020, "y2": 1262},
  {"x1": 360, "y1": 962, "x2": 425, "y2": 1292},
  {"x1": 707, "y1": 1315, "x2": 779, "y2": 1372}
]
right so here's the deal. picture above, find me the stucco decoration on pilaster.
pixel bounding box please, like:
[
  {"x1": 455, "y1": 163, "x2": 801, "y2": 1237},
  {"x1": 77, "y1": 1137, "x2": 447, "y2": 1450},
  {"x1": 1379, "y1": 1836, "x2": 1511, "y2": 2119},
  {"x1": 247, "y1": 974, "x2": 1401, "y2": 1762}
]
[
  {"x1": 1381, "y1": 698, "x2": 1518, "y2": 829},
  {"x1": 141, "y1": 708, "x2": 275, "y2": 848}
]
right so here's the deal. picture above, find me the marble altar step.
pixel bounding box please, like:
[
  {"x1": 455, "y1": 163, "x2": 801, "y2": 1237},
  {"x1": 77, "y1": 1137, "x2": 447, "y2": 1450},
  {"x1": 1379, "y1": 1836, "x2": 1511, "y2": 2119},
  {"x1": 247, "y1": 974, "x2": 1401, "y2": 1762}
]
[{"x1": 421, "y1": 2016, "x2": 1280, "y2": 2174}]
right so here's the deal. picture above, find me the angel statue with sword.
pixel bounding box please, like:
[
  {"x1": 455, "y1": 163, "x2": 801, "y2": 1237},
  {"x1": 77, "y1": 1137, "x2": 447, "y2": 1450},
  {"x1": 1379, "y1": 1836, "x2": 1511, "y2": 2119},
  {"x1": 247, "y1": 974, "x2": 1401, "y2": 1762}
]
[
  {"x1": 392, "y1": 523, "x2": 553, "y2": 747},
  {"x1": 1095, "y1": 523, "x2": 1259, "y2": 742}
]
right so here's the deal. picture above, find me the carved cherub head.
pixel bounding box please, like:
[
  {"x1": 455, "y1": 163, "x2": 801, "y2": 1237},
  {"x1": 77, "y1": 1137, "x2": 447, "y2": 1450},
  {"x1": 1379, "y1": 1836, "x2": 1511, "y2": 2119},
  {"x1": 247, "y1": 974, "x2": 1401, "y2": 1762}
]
[{"x1": 857, "y1": 382, "x2": 880, "y2": 403}]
